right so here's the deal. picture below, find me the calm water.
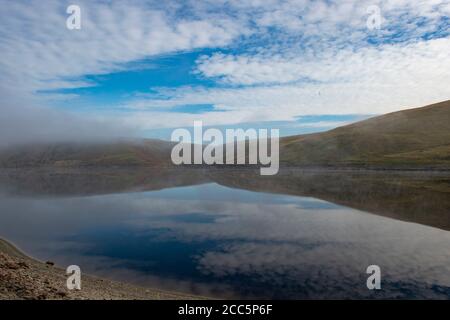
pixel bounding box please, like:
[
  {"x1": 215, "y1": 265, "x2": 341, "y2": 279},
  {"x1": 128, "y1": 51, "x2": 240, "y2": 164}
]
[{"x1": 0, "y1": 168, "x2": 449, "y2": 299}]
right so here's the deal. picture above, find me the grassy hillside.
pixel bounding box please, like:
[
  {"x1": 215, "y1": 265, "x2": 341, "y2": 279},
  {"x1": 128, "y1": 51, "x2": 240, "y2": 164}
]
[
  {"x1": 280, "y1": 100, "x2": 450, "y2": 168},
  {"x1": 0, "y1": 139, "x2": 174, "y2": 168},
  {"x1": 0, "y1": 100, "x2": 449, "y2": 169}
]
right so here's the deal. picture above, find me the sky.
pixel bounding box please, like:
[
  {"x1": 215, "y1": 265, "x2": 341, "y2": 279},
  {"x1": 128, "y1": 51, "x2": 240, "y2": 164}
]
[{"x1": 0, "y1": 0, "x2": 449, "y2": 145}]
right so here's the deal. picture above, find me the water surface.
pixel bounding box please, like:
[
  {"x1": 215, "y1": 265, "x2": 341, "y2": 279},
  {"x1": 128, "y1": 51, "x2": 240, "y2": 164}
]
[{"x1": 0, "y1": 168, "x2": 449, "y2": 299}]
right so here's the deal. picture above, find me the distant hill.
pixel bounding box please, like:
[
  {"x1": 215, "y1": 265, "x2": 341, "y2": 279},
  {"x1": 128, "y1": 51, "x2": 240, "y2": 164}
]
[
  {"x1": 0, "y1": 139, "x2": 174, "y2": 168},
  {"x1": 280, "y1": 100, "x2": 450, "y2": 169},
  {"x1": 0, "y1": 100, "x2": 449, "y2": 169}
]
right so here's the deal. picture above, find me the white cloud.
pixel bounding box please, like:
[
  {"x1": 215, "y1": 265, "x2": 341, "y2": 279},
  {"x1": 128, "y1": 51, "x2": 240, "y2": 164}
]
[
  {"x1": 123, "y1": 36, "x2": 450, "y2": 129},
  {"x1": 1, "y1": 0, "x2": 449, "y2": 136},
  {"x1": 0, "y1": 0, "x2": 248, "y2": 141},
  {"x1": 196, "y1": 39, "x2": 450, "y2": 86},
  {"x1": 116, "y1": 0, "x2": 450, "y2": 129},
  {"x1": 0, "y1": 0, "x2": 247, "y2": 102}
]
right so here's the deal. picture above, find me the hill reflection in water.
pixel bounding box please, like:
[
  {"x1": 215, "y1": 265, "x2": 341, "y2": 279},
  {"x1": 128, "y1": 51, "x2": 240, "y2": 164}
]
[{"x1": 0, "y1": 168, "x2": 448, "y2": 299}]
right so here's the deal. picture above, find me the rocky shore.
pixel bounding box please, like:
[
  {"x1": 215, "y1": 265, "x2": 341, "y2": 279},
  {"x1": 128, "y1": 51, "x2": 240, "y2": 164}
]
[{"x1": 0, "y1": 238, "x2": 203, "y2": 300}]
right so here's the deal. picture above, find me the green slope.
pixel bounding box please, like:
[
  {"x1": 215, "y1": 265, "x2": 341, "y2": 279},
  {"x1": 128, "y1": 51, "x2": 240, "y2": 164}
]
[
  {"x1": 0, "y1": 139, "x2": 174, "y2": 168},
  {"x1": 280, "y1": 100, "x2": 450, "y2": 168},
  {"x1": 1, "y1": 100, "x2": 449, "y2": 169}
]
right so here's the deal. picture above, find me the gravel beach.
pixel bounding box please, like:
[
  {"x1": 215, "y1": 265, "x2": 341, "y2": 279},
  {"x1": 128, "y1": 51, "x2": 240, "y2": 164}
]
[{"x1": 0, "y1": 238, "x2": 204, "y2": 300}]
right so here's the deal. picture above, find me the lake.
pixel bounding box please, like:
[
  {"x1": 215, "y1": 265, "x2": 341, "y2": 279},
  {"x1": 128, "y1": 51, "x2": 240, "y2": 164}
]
[{"x1": 0, "y1": 168, "x2": 449, "y2": 299}]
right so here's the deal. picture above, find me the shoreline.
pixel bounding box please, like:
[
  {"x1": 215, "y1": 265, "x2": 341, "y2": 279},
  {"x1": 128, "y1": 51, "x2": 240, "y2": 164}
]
[
  {"x1": 1, "y1": 165, "x2": 450, "y2": 175},
  {"x1": 0, "y1": 238, "x2": 206, "y2": 300}
]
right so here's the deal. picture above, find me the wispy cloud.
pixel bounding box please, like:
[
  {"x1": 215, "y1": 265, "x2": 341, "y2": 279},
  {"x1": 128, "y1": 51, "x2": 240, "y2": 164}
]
[
  {"x1": 121, "y1": 0, "x2": 450, "y2": 128},
  {"x1": 0, "y1": 0, "x2": 246, "y2": 99},
  {"x1": 0, "y1": 0, "x2": 449, "y2": 140}
]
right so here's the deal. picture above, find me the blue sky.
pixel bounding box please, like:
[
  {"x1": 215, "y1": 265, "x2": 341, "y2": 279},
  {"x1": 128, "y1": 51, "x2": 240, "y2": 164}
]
[
  {"x1": 41, "y1": 51, "x2": 218, "y2": 110},
  {"x1": 0, "y1": 0, "x2": 449, "y2": 143}
]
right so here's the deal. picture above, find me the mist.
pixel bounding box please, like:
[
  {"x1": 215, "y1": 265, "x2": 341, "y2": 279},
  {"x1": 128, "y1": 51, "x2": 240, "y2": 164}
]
[{"x1": 0, "y1": 103, "x2": 138, "y2": 149}]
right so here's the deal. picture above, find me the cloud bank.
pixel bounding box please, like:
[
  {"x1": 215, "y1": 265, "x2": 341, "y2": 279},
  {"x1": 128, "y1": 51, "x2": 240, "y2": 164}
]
[{"x1": 0, "y1": 0, "x2": 449, "y2": 141}]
